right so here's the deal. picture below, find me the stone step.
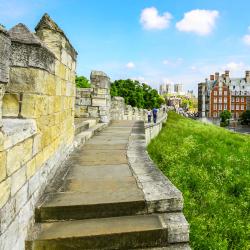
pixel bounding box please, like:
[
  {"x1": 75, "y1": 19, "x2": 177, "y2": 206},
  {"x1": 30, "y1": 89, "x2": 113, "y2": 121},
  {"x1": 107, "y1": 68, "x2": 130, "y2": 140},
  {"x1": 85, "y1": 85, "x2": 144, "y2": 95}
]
[
  {"x1": 26, "y1": 213, "x2": 189, "y2": 250},
  {"x1": 74, "y1": 118, "x2": 98, "y2": 135},
  {"x1": 35, "y1": 187, "x2": 146, "y2": 222},
  {"x1": 73, "y1": 122, "x2": 107, "y2": 147}
]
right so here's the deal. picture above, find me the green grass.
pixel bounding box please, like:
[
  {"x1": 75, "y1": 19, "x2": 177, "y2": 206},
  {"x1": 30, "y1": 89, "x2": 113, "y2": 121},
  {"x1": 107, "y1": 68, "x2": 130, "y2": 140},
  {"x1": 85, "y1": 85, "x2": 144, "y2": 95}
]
[{"x1": 147, "y1": 112, "x2": 250, "y2": 250}]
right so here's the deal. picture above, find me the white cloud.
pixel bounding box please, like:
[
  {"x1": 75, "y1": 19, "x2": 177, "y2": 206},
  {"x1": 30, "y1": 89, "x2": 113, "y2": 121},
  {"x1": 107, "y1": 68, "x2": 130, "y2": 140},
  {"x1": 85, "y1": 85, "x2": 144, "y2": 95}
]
[
  {"x1": 243, "y1": 34, "x2": 250, "y2": 46},
  {"x1": 224, "y1": 62, "x2": 245, "y2": 72},
  {"x1": 140, "y1": 7, "x2": 172, "y2": 30},
  {"x1": 162, "y1": 58, "x2": 183, "y2": 66},
  {"x1": 126, "y1": 62, "x2": 135, "y2": 69},
  {"x1": 190, "y1": 66, "x2": 198, "y2": 71},
  {"x1": 176, "y1": 9, "x2": 219, "y2": 36}
]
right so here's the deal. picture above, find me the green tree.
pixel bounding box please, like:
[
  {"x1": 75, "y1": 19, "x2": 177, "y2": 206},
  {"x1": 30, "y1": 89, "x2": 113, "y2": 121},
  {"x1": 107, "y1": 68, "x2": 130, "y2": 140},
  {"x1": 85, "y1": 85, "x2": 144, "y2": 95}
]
[
  {"x1": 75, "y1": 76, "x2": 91, "y2": 88},
  {"x1": 240, "y1": 110, "x2": 250, "y2": 125},
  {"x1": 220, "y1": 110, "x2": 232, "y2": 127},
  {"x1": 110, "y1": 79, "x2": 164, "y2": 109}
]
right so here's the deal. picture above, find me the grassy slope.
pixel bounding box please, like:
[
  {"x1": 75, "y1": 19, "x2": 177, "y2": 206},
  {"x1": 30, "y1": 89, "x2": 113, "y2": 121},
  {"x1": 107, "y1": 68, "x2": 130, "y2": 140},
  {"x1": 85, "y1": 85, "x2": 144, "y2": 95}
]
[{"x1": 147, "y1": 112, "x2": 250, "y2": 250}]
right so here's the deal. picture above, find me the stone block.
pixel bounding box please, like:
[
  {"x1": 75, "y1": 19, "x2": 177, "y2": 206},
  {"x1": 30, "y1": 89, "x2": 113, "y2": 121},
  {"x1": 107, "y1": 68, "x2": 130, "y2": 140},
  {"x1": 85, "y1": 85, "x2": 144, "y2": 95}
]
[
  {"x1": 92, "y1": 98, "x2": 106, "y2": 107},
  {"x1": 22, "y1": 138, "x2": 33, "y2": 164},
  {"x1": 93, "y1": 88, "x2": 107, "y2": 95},
  {"x1": 21, "y1": 94, "x2": 38, "y2": 118},
  {"x1": 46, "y1": 74, "x2": 56, "y2": 96},
  {"x1": 15, "y1": 182, "x2": 28, "y2": 213},
  {"x1": 8, "y1": 67, "x2": 46, "y2": 94},
  {"x1": 11, "y1": 166, "x2": 26, "y2": 196},
  {"x1": 2, "y1": 93, "x2": 19, "y2": 117},
  {"x1": 6, "y1": 143, "x2": 22, "y2": 175},
  {"x1": 79, "y1": 97, "x2": 91, "y2": 106},
  {"x1": 35, "y1": 150, "x2": 45, "y2": 169},
  {"x1": 0, "y1": 151, "x2": 6, "y2": 182},
  {"x1": 0, "y1": 27, "x2": 11, "y2": 84},
  {"x1": 0, "y1": 178, "x2": 10, "y2": 208},
  {"x1": 54, "y1": 96, "x2": 62, "y2": 113},
  {"x1": 26, "y1": 157, "x2": 36, "y2": 179},
  {"x1": 0, "y1": 197, "x2": 15, "y2": 233}
]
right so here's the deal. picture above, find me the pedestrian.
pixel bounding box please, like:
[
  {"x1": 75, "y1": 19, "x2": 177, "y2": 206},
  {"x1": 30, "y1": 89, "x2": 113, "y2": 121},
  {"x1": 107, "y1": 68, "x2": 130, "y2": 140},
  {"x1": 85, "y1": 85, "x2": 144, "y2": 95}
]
[
  {"x1": 147, "y1": 109, "x2": 152, "y2": 123},
  {"x1": 152, "y1": 107, "x2": 158, "y2": 123}
]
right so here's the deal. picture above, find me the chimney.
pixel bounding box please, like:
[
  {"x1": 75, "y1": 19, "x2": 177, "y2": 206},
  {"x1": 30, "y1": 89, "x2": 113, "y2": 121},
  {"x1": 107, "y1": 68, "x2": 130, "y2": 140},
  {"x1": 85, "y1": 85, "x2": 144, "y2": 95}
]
[
  {"x1": 246, "y1": 71, "x2": 250, "y2": 82},
  {"x1": 210, "y1": 75, "x2": 215, "y2": 81},
  {"x1": 215, "y1": 72, "x2": 219, "y2": 81}
]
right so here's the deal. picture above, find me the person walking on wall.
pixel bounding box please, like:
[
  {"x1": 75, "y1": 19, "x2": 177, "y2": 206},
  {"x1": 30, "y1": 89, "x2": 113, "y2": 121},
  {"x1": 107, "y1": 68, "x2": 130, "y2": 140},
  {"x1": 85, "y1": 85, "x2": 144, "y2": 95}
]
[
  {"x1": 152, "y1": 107, "x2": 158, "y2": 123},
  {"x1": 147, "y1": 109, "x2": 152, "y2": 123}
]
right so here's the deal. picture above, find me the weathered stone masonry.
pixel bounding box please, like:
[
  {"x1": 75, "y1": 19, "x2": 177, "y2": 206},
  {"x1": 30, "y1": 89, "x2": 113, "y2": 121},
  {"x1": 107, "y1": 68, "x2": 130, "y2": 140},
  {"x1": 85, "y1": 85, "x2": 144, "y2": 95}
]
[
  {"x1": 0, "y1": 13, "x2": 188, "y2": 250},
  {"x1": 0, "y1": 14, "x2": 77, "y2": 250}
]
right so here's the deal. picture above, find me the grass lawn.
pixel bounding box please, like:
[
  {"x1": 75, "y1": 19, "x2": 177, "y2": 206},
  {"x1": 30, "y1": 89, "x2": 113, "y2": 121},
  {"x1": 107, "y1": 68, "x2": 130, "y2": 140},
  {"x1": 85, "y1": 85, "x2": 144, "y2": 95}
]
[{"x1": 147, "y1": 112, "x2": 250, "y2": 250}]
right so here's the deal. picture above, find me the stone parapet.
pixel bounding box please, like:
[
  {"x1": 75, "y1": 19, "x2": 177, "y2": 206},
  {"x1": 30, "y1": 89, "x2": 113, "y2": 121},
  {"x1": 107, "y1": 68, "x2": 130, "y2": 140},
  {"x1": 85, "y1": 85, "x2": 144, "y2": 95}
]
[
  {"x1": 9, "y1": 24, "x2": 55, "y2": 73},
  {"x1": 0, "y1": 14, "x2": 77, "y2": 250},
  {"x1": 75, "y1": 71, "x2": 111, "y2": 123},
  {"x1": 0, "y1": 26, "x2": 11, "y2": 129}
]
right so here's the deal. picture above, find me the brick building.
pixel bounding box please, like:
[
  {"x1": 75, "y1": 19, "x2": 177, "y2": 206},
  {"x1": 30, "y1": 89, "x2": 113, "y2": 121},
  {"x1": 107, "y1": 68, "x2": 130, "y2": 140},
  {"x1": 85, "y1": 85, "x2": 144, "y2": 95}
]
[{"x1": 198, "y1": 71, "x2": 250, "y2": 119}]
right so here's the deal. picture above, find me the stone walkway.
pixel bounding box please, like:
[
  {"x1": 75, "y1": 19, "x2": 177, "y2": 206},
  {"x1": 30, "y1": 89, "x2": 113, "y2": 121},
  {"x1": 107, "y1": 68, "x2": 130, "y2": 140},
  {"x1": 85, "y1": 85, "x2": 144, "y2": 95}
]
[{"x1": 27, "y1": 121, "x2": 189, "y2": 249}]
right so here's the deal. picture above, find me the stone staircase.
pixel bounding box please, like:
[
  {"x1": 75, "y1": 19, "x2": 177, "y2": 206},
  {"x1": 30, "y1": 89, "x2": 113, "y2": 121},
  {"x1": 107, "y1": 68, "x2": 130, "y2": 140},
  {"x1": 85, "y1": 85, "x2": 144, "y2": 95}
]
[{"x1": 26, "y1": 120, "x2": 189, "y2": 250}]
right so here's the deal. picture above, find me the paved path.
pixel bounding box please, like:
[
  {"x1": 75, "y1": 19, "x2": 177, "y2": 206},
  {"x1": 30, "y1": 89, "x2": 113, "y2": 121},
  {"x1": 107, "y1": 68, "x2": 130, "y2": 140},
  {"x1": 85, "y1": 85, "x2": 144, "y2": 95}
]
[{"x1": 27, "y1": 120, "x2": 190, "y2": 250}]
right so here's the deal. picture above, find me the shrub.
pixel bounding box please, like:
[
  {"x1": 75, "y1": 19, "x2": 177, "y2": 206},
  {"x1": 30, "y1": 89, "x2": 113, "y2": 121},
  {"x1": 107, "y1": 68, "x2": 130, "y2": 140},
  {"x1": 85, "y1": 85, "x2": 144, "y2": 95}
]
[{"x1": 75, "y1": 75, "x2": 91, "y2": 88}]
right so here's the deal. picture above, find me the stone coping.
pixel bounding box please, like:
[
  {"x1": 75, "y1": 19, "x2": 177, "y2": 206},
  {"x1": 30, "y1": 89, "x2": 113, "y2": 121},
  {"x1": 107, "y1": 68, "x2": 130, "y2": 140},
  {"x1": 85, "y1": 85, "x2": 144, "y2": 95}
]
[
  {"x1": 127, "y1": 121, "x2": 184, "y2": 213},
  {"x1": 0, "y1": 118, "x2": 37, "y2": 151},
  {"x1": 144, "y1": 113, "x2": 167, "y2": 129}
]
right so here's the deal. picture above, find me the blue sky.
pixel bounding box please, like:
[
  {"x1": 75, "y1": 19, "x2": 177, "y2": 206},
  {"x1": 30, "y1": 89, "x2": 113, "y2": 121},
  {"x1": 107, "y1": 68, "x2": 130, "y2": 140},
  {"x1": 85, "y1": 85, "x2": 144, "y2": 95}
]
[{"x1": 1, "y1": 0, "x2": 250, "y2": 92}]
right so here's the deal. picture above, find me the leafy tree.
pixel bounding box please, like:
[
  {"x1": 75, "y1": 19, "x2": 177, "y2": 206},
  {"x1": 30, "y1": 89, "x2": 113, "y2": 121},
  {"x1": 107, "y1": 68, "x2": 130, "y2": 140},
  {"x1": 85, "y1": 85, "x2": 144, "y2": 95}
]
[
  {"x1": 110, "y1": 79, "x2": 164, "y2": 109},
  {"x1": 240, "y1": 110, "x2": 250, "y2": 125},
  {"x1": 75, "y1": 76, "x2": 91, "y2": 88},
  {"x1": 220, "y1": 110, "x2": 232, "y2": 127}
]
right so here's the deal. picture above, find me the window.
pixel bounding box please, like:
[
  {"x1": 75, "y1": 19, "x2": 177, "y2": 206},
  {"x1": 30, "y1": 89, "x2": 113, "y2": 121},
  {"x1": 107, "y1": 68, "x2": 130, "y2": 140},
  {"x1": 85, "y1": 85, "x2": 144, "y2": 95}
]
[
  {"x1": 214, "y1": 97, "x2": 217, "y2": 103},
  {"x1": 218, "y1": 104, "x2": 222, "y2": 110},
  {"x1": 231, "y1": 97, "x2": 235, "y2": 102},
  {"x1": 241, "y1": 97, "x2": 245, "y2": 102},
  {"x1": 224, "y1": 91, "x2": 227, "y2": 95},
  {"x1": 224, "y1": 104, "x2": 227, "y2": 110},
  {"x1": 214, "y1": 91, "x2": 217, "y2": 96},
  {"x1": 213, "y1": 104, "x2": 217, "y2": 110},
  {"x1": 231, "y1": 104, "x2": 235, "y2": 110},
  {"x1": 241, "y1": 105, "x2": 245, "y2": 110},
  {"x1": 219, "y1": 97, "x2": 222, "y2": 103},
  {"x1": 213, "y1": 113, "x2": 217, "y2": 118},
  {"x1": 236, "y1": 105, "x2": 239, "y2": 110},
  {"x1": 219, "y1": 90, "x2": 222, "y2": 96},
  {"x1": 224, "y1": 97, "x2": 227, "y2": 103},
  {"x1": 236, "y1": 97, "x2": 239, "y2": 102}
]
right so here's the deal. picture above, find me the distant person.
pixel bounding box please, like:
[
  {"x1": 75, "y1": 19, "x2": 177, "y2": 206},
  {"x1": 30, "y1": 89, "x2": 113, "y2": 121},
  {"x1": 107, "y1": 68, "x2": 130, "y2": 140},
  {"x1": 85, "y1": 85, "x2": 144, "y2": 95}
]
[
  {"x1": 147, "y1": 109, "x2": 152, "y2": 123},
  {"x1": 152, "y1": 107, "x2": 158, "y2": 123},
  {"x1": 163, "y1": 107, "x2": 166, "y2": 113}
]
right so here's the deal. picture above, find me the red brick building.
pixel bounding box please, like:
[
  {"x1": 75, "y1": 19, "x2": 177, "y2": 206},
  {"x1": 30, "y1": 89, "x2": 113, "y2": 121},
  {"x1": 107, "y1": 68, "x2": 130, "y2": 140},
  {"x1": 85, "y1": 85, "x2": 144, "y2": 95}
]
[{"x1": 198, "y1": 71, "x2": 250, "y2": 119}]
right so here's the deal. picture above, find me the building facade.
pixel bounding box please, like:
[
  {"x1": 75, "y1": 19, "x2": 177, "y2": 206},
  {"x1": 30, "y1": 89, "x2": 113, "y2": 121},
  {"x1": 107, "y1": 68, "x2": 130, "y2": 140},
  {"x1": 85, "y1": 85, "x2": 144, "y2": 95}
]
[{"x1": 198, "y1": 71, "x2": 250, "y2": 119}]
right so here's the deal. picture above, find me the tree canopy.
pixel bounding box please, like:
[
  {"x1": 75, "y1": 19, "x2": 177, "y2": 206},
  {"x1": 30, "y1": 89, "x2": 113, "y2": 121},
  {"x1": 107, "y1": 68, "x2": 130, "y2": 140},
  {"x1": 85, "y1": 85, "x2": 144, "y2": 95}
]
[
  {"x1": 220, "y1": 110, "x2": 232, "y2": 127},
  {"x1": 111, "y1": 79, "x2": 164, "y2": 109},
  {"x1": 240, "y1": 110, "x2": 250, "y2": 125},
  {"x1": 75, "y1": 76, "x2": 91, "y2": 88}
]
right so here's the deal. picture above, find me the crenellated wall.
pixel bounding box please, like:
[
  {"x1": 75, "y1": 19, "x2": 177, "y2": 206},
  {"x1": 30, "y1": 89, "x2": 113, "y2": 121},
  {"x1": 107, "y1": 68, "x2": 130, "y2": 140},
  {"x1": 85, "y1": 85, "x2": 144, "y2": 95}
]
[
  {"x1": 0, "y1": 14, "x2": 169, "y2": 250},
  {"x1": 75, "y1": 71, "x2": 111, "y2": 122},
  {"x1": 0, "y1": 14, "x2": 77, "y2": 250}
]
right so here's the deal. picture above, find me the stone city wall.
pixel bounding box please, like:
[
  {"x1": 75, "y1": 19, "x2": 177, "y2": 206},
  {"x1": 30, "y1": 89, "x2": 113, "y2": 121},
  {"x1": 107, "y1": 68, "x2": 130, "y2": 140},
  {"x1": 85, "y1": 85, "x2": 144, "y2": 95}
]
[
  {"x1": 75, "y1": 79, "x2": 166, "y2": 122},
  {"x1": 75, "y1": 71, "x2": 111, "y2": 123},
  {"x1": 0, "y1": 14, "x2": 77, "y2": 250}
]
